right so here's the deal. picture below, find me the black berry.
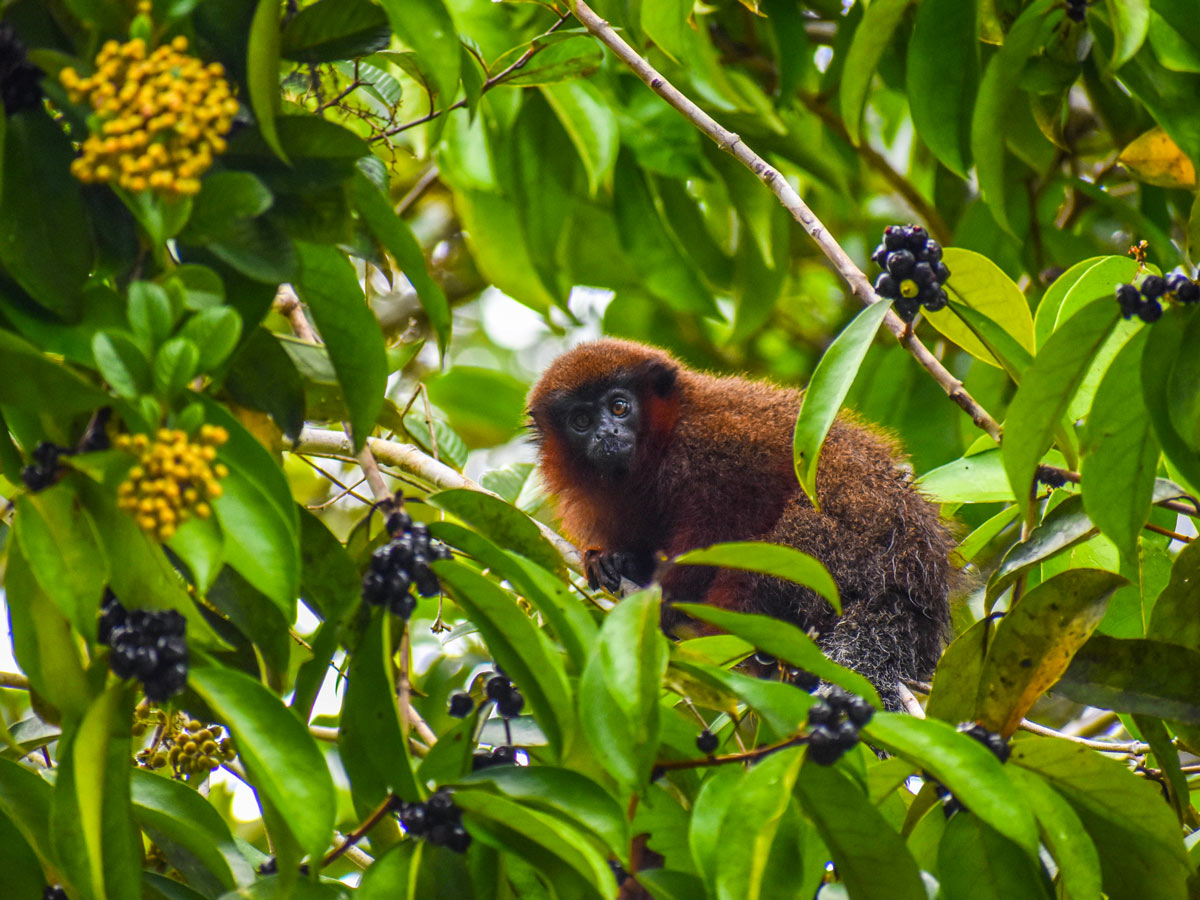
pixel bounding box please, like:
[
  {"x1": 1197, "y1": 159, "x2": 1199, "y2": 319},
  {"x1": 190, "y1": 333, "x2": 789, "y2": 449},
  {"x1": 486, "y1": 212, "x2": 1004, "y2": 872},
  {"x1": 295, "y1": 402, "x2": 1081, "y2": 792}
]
[
  {"x1": 486, "y1": 674, "x2": 510, "y2": 701},
  {"x1": 834, "y1": 720, "x2": 860, "y2": 750},
  {"x1": 448, "y1": 692, "x2": 474, "y2": 718},
  {"x1": 1065, "y1": 0, "x2": 1087, "y2": 23},
  {"x1": 1140, "y1": 298, "x2": 1163, "y2": 323},
  {"x1": 696, "y1": 729, "x2": 719, "y2": 754},
  {"x1": 20, "y1": 441, "x2": 67, "y2": 492},
  {"x1": 1115, "y1": 283, "x2": 1141, "y2": 319},
  {"x1": 1140, "y1": 274, "x2": 1167, "y2": 299},
  {"x1": 0, "y1": 24, "x2": 44, "y2": 117},
  {"x1": 958, "y1": 722, "x2": 1010, "y2": 763},
  {"x1": 446, "y1": 824, "x2": 471, "y2": 853},
  {"x1": 886, "y1": 249, "x2": 915, "y2": 278},
  {"x1": 874, "y1": 272, "x2": 899, "y2": 299},
  {"x1": 362, "y1": 502, "x2": 453, "y2": 618},
  {"x1": 806, "y1": 725, "x2": 843, "y2": 766},
  {"x1": 496, "y1": 688, "x2": 524, "y2": 719},
  {"x1": 845, "y1": 694, "x2": 875, "y2": 727},
  {"x1": 807, "y1": 701, "x2": 836, "y2": 727},
  {"x1": 874, "y1": 225, "x2": 949, "y2": 320},
  {"x1": 99, "y1": 593, "x2": 188, "y2": 701},
  {"x1": 400, "y1": 802, "x2": 428, "y2": 836}
]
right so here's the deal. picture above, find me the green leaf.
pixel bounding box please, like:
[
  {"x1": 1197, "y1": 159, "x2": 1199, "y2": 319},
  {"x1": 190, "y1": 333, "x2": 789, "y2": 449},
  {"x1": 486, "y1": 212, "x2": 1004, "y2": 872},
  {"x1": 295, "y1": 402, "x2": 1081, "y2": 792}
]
[
  {"x1": 1033, "y1": 256, "x2": 1108, "y2": 349},
  {"x1": 298, "y1": 506, "x2": 363, "y2": 622},
  {"x1": 207, "y1": 217, "x2": 299, "y2": 284},
  {"x1": 669, "y1": 660, "x2": 814, "y2": 737},
  {"x1": 707, "y1": 748, "x2": 807, "y2": 900},
  {"x1": 540, "y1": 80, "x2": 618, "y2": 196},
  {"x1": 376, "y1": 0, "x2": 461, "y2": 109},
  {"x1": 456, "y1": 766, "x2": 629, "y2": 859},
  {"x1": 1003, "y1": 298, "x2": 1120, "y2": 522},
  {"x1": 840, "y1": 0, "x2": 914, "y2": 146},
  {"x1": 0, "y1": 799, "x2": 45, "y2": 899},
  {"x1": 673, "y1": 542, "x2": 839, "y2": 614},
  {"x1": 579, "y1": 588, "x2": 669, "y2": 787},
  {"x1": 247, "y1": 0, "x2": 288, "y2": 162},
  {"x1": 293, "y1": 241, "x2": 388, "y2": 450},
  {"x1": 452, "y1": 789, "x2": 616, "y2": 898},
  {"x1": 1081, "y1": 328, "x2": 1159, "y2": 558},
  {"x1": 863, "y1": 714, "x2": 1039, "y2": 853},
  {"x1": 1005, "y1": 766, "x2": 1102, "y2": 900},
  {"x1": 357, "y1": 842, "x2": 421, "y2": 900},
  {"x1": 491, "y1": 34, "x2": 605, "y2": 87},
  {"x1": 14, "y1": 485, "x2": 109, "y2": 641},
  {"x1": 672, "y1": 604, "x2": 883, "y2": 708},
  {"x1": 92, "y1": 331, "x2": 153, "y2": 400},
  {"x1": 128, "y1": 281, "x2": 176, "y2": 349},
  {"x1": 925, "y1": 249, "x2": 1035, "y2": 367},
  {"x1": 349, "y1": 171, "x2": 451, "y2": 356},
  {"x1": 281, "y1": 0, "x2": 391, "y2": 63},
  {"x1": 177, "y1": 307, "x2": 243, "y2": 373},
  {"x1": 0, "y1": 111, "x2": 93, "y2": 318},
  {"x1": 976, "y1": 569, "x2": 1125, "y2": 736},
  {"x1": 0, "y1": 756, "x2": 56, "y2": 872},
  {"x1": 1166, "y1": 304, "x2": 1200, "y2": 450},
  {"x1": 1105, "y1": 0, "x2": 1151, "y2": 70},
  {"x1": 971, "y1": 0, "x2": 1061, "y2": 231},
  {"x1": 435, "y1": 561, "x2": 575, "y2": 757},
  {"x1": 1056, "y1": 635, "x2": 1200, "y2": 721},
  {"x1": 424, "y1": 366, "x2": 529, "y2": 450},
  {"x1": 1011, "y1": 736, "x2": 1191, "y2": 900},
  {"x1": 428, "y1": 489, "x2": 564, "y2": 578},
  {"x1": 5, "y1": 533, "x2": 92, "y2": 719},
  {"x1": 1142, "y1": 305, "x2": 1200, "y2": 494},
  {"x1": 1146, "y1": 540, "x2": 1200, "y2": 651},
  {"x1": 907, "y1": 0, "x2": 978, "y2": 175},
  {"x1": 339, "y1": 614, "x2": 422, "y2": 811},
  {"x1": 131, "y1": 768, "x2": 255, "y2": 893},
  {"x1": 189, "y1": 665, "x2": 336, "y2": 861},
  {"x1": 52, "y1": 684, "x2": 142, "y2": 900},
  {"x1": 212, "y1": 465, "x2": 298, "y2": 618},
  {"x1": 926, "y1": 618, "x2": 990, "y2": 725},
  {"x1": 641, "y1": 0, "x2": 691, "y2": 60},
  {"x1": 153, "y1": 337, "x2": 201, "y2": 399},
  {"x1": 1053, "y1": 256, "x2": 1139, "y2": 328},
  {"x1": 938, "y1": 812, "x2": 1052, "y2": 900},
  {"x1": 917, "y1": 449, "x2": 1012, "y2": 503},
  {"x1": 0, "y1": 331, "x2": 102, "y2": 413},
  {"x1": 181, "y1": 172, "x2": 274, "y2": 244},
  {"x1": 793, "y1": 298, "x2": 893, "y2": 508},
  {"x1": 796, "y1": 761, "x2": 926, "y2": 900}
]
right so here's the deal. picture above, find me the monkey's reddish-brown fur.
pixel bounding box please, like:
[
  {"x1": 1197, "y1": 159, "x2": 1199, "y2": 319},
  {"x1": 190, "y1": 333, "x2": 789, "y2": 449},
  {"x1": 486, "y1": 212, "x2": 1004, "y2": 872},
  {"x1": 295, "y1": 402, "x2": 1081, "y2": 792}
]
[{"x1": 529, "y1": 339, "x2": 953, "y2": 706}]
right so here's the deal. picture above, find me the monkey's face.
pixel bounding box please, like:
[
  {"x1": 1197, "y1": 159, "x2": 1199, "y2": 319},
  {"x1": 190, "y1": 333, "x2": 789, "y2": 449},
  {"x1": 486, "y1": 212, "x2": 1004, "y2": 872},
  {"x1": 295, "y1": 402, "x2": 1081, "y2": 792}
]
[{"x1": 558, "y1": 386, "x2": 641, "y2": 478}]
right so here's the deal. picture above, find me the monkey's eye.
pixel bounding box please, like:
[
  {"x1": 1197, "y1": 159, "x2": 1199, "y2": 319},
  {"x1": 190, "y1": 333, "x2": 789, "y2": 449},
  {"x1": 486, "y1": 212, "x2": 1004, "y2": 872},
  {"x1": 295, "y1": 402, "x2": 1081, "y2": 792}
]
[
  {"x1": 610, "y1": 398, "x2": 630, "y2": 417},
  {"x1": 569, "y1": 411, "x2": 592, "y2": 432}
]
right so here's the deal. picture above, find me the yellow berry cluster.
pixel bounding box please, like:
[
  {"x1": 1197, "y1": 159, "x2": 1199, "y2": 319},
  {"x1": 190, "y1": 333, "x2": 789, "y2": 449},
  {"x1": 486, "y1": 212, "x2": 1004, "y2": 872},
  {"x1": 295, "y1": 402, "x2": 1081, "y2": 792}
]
[
  {"x1": 60, "y1": 31, "x2": 238, "y2": 196},
  {"x1": 115, "y1": 426, "x2": 229, "y2": 542},
  {"x1": 135, "y1": 712, "x2": 235, "y2": 779}
]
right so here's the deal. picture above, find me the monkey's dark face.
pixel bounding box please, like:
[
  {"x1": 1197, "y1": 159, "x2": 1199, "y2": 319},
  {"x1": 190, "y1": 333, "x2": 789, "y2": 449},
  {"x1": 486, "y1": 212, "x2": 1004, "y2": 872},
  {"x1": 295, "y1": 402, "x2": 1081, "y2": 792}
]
[{"x1": 558, "y1": 386, "x2": 641, "y2": 478}]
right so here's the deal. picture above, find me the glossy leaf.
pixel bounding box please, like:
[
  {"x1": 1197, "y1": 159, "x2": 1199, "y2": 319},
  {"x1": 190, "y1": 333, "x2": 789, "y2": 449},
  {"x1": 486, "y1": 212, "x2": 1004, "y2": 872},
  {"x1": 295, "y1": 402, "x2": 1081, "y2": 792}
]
[
  {"x1": 793, "y1": 298, "x2": 893, "y2": 508},
  {"x1": 673, "y1": 541, "x2": 839, "y2": 613},
  {"x1": 293, "y1": 241, "x2": 388, "y2": 450},
  {"x1": 976, "y1": 569, "x2": 1125, "y2": 736},
  {"x1": 177, "y1": 307, "x2": 243, "y2": 373},
  {"x1": 1005, "y1": 766, "x2": 1102, "y2": 900},
  {"x1": 1146, "y1": 540, "x2": 1200, "y2": 651},
  {"x1": 429, "y1": 489, "x2": 564, "y2": 577},
  {"x1": 1003, "y1": 298, "x2": 1120, "y2": 522},
  {"x1": 907, "y1": 0, "x2": 978, "y2": 175},
  {"x1": 247, "y1": 0, "x2": 288, "y2": 162},
  {"x1": 153, "y1": 337, "x2": 201, "y2": 399},
  {"x1": 0, "y1": 756, "x2": 56, "y2": 872},
  {"x1": 863, "y1": 713, "x2": 1039, "y2": 853},
  {"x1": 1142, "y1": 305, "x2": 1200, "y2": 494},
  {"x1": 435, "y1": 561, "x2": 575, "y2": 757},
  {"x1": 925, "y1": 249, "x2": 1035, "y2": 367},
  {"x1": 578, "y1": 587, "x2": 669, "y2": 787},
  {"x1": 280, "y1": 0, "x2": 391, "y2": 63},
  {"x1": 189, "y1": 665, "x2": 336, "y2": 861},
  {"x1": 541, "y1": 80, "x2": 618, "y2": 196},
  {"x1": 916, "y1": 449, "x2": 1013, "y2": 503},
  {"x1": 938, "y1": 813, "x2": 1052, "y2": 900},
  {"x1": 673, "y1": 603, "x2": 883, "y2": 707},
  {"x1": 840, "y1": 0, "x2": 914, "y2": 146},
  {"x1": 1106, "y1": 0, "x2": 1151, "y2": 70},
  {"x1": 376, "y1": 0, "x2": 460, "y2": 109},
  {"x1": 1056, "y1": 635, "x2": 1200, "y2": 721}
]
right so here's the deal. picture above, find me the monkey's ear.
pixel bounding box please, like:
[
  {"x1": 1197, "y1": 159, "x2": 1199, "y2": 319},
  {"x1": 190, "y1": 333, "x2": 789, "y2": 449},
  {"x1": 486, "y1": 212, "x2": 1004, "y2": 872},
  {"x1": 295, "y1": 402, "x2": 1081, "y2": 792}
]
[{"x1": 640, "y1": 361, "x2": 677, "y2": 398}]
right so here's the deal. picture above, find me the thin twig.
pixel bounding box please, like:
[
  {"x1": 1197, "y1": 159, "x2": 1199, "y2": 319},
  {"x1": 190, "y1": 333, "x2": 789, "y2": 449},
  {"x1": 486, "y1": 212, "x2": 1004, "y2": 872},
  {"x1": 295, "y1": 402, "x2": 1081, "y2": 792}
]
[
  {"x1": 377, "y1": 10, "x2": 571, "y2": 140},
  {"x1": 1144, "y1": 521, "x2": 1194, "y2": 543},
  {"x1": 396, "y1": 165, "x2": 441, "y2": 216},
  {"x1": 273, "y1": 285, "x2": 317, "y2": 343},
  {"x1": 1017, "y1": 719, "x2": 1150, "y2": 755},
  {"x1": 294, "y1": 427, "x2": 583, "y2": 572},
  {"x1": 655, "y1": 732, "x2": 804, "y2": 773},
  {"x1": 322, "y1": 793, "x2": 399, "y2": 867},
  {"x1": 0, "y1": 671, "x2": 30, "y2": 690},
  {"x1": 568, "y1": 0, "x2": 1003, "y2": 444}
]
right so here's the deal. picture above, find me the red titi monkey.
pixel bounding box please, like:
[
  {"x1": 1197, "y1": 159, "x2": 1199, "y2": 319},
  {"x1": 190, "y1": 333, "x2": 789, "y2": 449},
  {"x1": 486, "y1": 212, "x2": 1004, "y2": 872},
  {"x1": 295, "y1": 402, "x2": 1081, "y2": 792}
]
[{"x1": 528, "y1": 339, "x2": 952, "y2": 708}]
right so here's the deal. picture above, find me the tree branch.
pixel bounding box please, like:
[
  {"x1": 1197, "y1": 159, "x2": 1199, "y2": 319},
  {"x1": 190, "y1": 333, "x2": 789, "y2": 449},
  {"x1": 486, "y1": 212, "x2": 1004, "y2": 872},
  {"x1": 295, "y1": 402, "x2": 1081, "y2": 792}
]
[
  {"x1": 0, "y1": 671, "x2": 30, "y2": 690},
  {"x1": 293, "y1": 426, "x2": 583, "y2": 572},
  {"x1": 568, "y1": 0, "x2": 1003, "y2": 444}
]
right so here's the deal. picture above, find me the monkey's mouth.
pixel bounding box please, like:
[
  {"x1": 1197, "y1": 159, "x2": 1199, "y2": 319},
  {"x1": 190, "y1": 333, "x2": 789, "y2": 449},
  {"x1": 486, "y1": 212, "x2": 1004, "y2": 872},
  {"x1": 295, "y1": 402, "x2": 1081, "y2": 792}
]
[{"x1": 590, "y1": 437, "x2": 633, "y2": 475}]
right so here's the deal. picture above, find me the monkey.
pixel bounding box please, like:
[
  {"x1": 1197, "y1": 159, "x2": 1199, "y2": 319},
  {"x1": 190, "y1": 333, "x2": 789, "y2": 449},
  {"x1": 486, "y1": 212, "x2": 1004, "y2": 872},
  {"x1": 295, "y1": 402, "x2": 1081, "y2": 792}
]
[{"x1": 527, "y1": 338, "x2": 954, "y2": 710}]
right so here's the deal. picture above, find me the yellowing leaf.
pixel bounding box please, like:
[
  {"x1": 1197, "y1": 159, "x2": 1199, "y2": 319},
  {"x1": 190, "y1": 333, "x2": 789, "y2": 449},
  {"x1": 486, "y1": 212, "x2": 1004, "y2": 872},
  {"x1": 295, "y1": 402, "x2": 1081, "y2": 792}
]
[
  {"x1": 925, "y1": 248, "x2": 1035, "y2": 367},
  {"x1": 1119, "y1": 127, "x2": 1197, "y2": 188}
]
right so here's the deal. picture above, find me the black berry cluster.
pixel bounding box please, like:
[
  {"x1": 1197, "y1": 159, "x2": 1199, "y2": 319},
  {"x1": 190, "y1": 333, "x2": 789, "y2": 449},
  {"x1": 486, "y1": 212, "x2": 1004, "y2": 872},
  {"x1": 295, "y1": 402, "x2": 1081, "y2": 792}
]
[
  {"x1": 472, "y1": 744, "x2": 517, "y2": 770},
  {"x1": 1116, "y1": 273, "x2": 1198, "y2": 323},
  {"x1": 20, "y1": 442, "x2": 67, "y2": 492},
  {"x1": 805, "y1": 687, "x2": 874, "y2": 766},
  {"x1": 399, "y1": 789, "x2": 472, "y2": 853},
  {"x1": 1065, "y1": 0, "x2": 1088, "y2": 23},
  {"x1": 871, "y1": 225, "x2": 950, "y2": 322},
  {"x1": 696, "y1": 729, "x2": 719, "y2": 754},
  {"x1": 43, "y1": 886, "x2": 67, "y2": 900},
  {"x1": 486, "y1": 672, "x2": 524, "y2": 719},
  {"x1": 99, "y1": 590, "x2": 189, "y2": 702},
  {"x1": 362, "y1": 507, "x2": 453, "y2": 618},
  {"x1": 0, "y1": 23, "x2": 43, "y2": 117},
  {"x1": 257, "y1": 858, "x2": 309, "y2": 876}
]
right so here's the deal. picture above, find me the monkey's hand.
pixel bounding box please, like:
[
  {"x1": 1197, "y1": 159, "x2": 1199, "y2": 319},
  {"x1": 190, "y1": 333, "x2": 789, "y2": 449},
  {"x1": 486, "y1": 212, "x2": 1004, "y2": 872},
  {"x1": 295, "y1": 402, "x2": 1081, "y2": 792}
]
[{"x1": 584, "y1": 549, "x2": 650, "y2": 594}]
